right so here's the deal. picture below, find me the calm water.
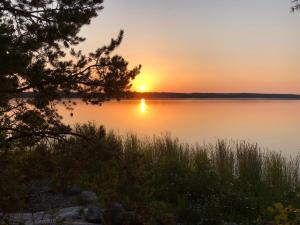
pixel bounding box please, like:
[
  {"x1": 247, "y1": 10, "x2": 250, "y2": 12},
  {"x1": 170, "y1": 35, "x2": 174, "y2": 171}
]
[{"x1": 57, "y1": 99, "x2": 300, "y2": 155}]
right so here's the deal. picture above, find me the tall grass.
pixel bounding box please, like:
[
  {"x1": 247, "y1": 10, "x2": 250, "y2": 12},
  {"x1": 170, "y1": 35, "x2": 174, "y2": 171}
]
[{"x1": 1, "y1": 123, "x2": 300, "y2": 224}]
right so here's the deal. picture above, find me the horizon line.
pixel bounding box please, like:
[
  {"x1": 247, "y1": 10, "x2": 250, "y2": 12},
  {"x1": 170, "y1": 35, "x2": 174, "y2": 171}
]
[{"x1": 133, "y1": 91, "x2": 300, "y2": 95}]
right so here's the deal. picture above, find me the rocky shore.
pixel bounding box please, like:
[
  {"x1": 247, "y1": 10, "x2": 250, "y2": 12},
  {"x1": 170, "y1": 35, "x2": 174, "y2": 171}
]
[{"x1": 1, "y1": 183, "x2": 138, "y2": 225}]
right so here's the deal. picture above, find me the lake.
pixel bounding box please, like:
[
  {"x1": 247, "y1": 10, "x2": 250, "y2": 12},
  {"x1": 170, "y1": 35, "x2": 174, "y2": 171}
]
[{"x1": 57, "y1": 99, "x2": 300, "y2": 155}]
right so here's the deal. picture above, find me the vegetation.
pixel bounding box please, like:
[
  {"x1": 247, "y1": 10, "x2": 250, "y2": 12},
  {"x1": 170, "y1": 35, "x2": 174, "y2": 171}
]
[
  {"x1": 292, "y1": 0, "x2": 300, "y2": 12},
  {"x1": 1, "y1": 1, "x2": 300, "y2": 225},
  {"x1": 1, "y1": 123, "x2": 300, "y2": 225},
  {"x1": 0, "y1": 0, "x2": 140, "y2": 145}
]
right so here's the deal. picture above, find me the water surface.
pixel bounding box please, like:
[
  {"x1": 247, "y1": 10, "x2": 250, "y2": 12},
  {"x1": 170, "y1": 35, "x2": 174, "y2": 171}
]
[{"x1": 57, "y1": 99, "x2": 300, "y2": 155}]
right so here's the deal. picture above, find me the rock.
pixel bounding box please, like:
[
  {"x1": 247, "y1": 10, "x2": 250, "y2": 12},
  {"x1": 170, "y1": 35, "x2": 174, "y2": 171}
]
[
  {"x1": 68, "y1": 222, "x2": 101, "y2": 225},
  {"x1": 27, "y1": 191, "x2": 75, "y2": 212},
  {"x1": 58, "y1": 206, "x2": 84, "y2": 220},
  {"x1": 8, "y1": 206, "x2": 84, "y2": 225},
  {"x1": 110, "y1": 202, "x2": 125, "y2": 225},
  {"x1": 80, "y1": 191, "x2": 98, "y2": 204},
  {"x1": 84, "y1": 207, "x2": 103, "y2": 223}
]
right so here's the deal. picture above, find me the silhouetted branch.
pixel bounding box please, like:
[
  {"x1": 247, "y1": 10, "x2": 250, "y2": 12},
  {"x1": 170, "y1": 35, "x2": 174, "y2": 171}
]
[{"x1": 1, "y1": 127, "x2": 94, "y2": 143}]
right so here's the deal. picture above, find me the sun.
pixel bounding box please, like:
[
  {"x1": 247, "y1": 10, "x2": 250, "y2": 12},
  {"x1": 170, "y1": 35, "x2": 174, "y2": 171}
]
[
  {"x1": 139, "y1": 85, "x2": 146, "y2": 92},
  {"x1": 131, "y1": 67, "x2": 158, "y2": 92}
]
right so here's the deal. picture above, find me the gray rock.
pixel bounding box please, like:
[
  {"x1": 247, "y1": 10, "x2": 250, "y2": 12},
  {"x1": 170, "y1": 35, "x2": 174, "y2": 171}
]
[
  {"x1": 67, "y1": 222, "x2": 101, "y2": 225},
  {"x1": 58, "y1": 206, "x2": 84, "y2": 220},
  {"x1": 84, "y1": 207, "x2": 103, "y2": 224},
  {"x1": 8, "y1": 206, "x2": 84, "y2": 225},
  {"x1": 80, "y1": 191, "x2": 98, "y2": 204}
]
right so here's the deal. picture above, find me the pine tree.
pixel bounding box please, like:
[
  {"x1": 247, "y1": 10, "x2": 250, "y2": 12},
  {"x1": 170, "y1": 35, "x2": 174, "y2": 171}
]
[{"x1": 0, "y1": 0, "x2": 141, "y2": 146}]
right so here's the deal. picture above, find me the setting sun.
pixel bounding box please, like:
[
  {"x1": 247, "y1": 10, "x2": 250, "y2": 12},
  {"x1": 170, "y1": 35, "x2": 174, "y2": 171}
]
[
  {"x1": 131, "y1": 68, "x2": 159, "y2": 92},
  {"x1": 139, "y1": 85, "x2": 146, "y2": 92},
  {"x1": 3, "y1": 0, "x2": 300, "y2": 222}
]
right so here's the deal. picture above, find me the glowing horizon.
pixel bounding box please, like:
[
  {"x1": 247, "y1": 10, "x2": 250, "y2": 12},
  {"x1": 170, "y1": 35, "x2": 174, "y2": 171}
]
[{"x1": 79, "y1": 0, "x2": 300, "y2": 94}]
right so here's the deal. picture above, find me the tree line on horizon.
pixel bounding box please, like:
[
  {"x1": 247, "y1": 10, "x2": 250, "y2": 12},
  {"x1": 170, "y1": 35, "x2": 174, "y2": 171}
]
[{"x1": 0, "y1": 0, "x2": 299, "y2": 146}]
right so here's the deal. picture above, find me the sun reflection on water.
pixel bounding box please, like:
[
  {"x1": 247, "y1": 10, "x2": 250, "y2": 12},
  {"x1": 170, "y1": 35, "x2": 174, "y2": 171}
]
[{"x1": 140, "y1": 98, "x2": 146, "y2": 113}]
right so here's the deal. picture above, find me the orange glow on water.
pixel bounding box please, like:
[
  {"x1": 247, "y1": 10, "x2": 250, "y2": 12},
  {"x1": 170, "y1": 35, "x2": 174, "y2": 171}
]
[{"x1": 57, "y1": 100, "x2": 300, "y2": 155}]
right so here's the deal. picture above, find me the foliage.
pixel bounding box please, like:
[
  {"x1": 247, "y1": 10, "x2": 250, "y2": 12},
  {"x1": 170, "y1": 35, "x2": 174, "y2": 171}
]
[
  {"x1": 260, "y1": 203, "x2": 300, "y2": 225},
  {"x1": 2, "y1": 124, "x2": 300, "y2": 225},
  {"x1": 292, "y1": 0, "x2": 300, "y2": 12},
  {"x1": 0, "y1": 0, "x2": 141, "y2": 145}
]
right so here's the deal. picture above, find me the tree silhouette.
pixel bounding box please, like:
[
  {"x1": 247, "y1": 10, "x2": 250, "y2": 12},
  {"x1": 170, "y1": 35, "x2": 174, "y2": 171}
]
[
  {"x1": 0, "y1": 0, "x2": 141, "y2": 146},
  {"x1": 292, "y1": 0, "x2": 300, "y2": 11}
]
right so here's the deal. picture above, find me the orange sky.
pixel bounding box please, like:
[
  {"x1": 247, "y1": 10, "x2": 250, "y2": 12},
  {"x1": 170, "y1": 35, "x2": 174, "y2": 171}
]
[{"x1": 78, "y1": 0, "x2": 300, "y2": 94}]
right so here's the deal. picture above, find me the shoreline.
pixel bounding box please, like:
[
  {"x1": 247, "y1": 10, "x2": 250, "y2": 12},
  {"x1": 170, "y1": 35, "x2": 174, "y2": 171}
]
[{"x1": 19, "y1": 92, "x2": 300, "y2": 100}]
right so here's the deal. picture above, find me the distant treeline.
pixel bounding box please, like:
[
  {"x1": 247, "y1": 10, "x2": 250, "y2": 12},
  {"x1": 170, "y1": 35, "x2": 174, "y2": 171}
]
[
  {"x1": 20, "y1": 92, "x2": 300, "y2": 100},
  {"x1": 132, "y1": 92, "x2": 300, "y2": 99}
]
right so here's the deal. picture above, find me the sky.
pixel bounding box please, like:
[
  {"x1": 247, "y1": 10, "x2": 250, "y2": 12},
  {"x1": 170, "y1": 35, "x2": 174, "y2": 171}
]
[{"x1": 78, "y1": 0, "x2": 300, "y2": 93}]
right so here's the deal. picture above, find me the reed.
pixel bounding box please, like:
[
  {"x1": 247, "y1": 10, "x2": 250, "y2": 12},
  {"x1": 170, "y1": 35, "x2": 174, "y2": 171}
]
[{"x1": 1, "y1": 123, "x2": 300, "y2": 224}]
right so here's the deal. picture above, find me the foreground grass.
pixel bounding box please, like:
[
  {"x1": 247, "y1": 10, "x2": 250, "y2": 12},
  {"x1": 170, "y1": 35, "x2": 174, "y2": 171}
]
[{"x1": 1, "y1": 123, "x2": 300, "y2": 225}]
